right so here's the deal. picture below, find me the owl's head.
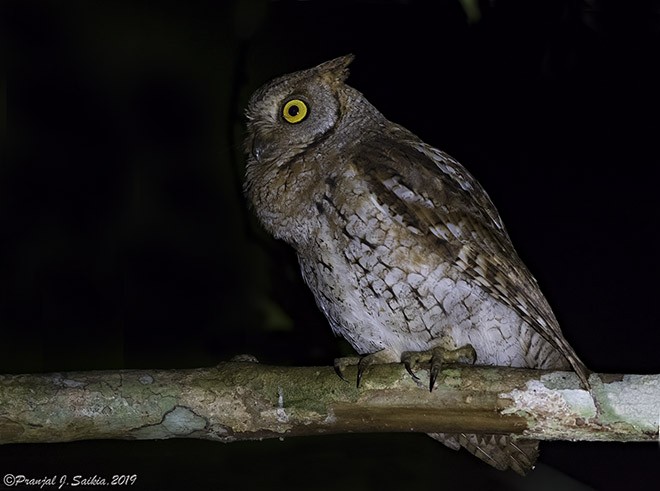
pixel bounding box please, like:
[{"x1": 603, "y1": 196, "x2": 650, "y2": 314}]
[
  {"x1": 244, "y1": 55, "x2": 365, "y2": 166},
  {"x1": 243, "y1": 55, "x2": 382, "y2": 242}
]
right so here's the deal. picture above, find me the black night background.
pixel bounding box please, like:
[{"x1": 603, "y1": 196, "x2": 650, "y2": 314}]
[{"x1": 1, "y1": 1, "x2": 659, "y2": 490}]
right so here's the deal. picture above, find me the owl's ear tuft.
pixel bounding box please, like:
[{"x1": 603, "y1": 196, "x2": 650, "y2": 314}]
[{"x1": 316, "y1": 54, "x2": 355, "y2": 82}]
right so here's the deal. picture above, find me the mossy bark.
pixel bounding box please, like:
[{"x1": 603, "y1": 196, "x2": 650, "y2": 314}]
[{"x1": 0, "y1": 363, "x2": 657, "y2": 444}]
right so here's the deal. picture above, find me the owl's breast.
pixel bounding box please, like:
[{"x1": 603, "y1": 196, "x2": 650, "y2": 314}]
[
  {"x1": 296, "y1": 179, "x2": 450, "y2": 354},
  {"x1": 245, "y1": 151, "x2": 329, "y2": 245},
  {"x1": 296, "y1": 180, "x2": 567, "y2": 370}
]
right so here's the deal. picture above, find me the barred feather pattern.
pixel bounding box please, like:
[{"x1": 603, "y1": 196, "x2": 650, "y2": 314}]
[{"x1": 428, "y1": 433, "x2": 540, "y2": 475}]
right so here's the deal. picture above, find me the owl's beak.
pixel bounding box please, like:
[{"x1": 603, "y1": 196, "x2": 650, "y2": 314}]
[
  {"x1": 250, "y1": 135, "x2": 267, "y2": 163},
  {"x1": 251, "y1": 140, "x2": 262, "y2": 161}
]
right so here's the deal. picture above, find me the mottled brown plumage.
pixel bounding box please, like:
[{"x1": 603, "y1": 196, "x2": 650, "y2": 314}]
[{"x1": 243, "y1": 55, "x2": 589, "y2": 474}]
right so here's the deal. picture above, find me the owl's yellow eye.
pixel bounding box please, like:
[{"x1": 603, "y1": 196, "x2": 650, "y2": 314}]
[{"x1": 282, "y1": 99, "x2": 308, "y2": 123}]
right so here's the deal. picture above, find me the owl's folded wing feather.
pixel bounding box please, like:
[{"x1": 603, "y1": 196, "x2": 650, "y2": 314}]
[
  {"x1": 355, "y1": 129, "x2": 589, "y2": 387},
  {"x1": 429, "y1": 432, "x2": 540, "y2": 475}
]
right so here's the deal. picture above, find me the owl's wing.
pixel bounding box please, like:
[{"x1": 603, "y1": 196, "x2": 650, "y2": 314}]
[{"x1": 355, "y1": 128, "x2": 589, "y2": 387}]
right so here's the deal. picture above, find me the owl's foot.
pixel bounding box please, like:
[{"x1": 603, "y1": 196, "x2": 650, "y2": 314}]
[
  {"x1": 333, "y1": 356, "x2": 360, "y2": 383},
  {"x1": 334, "y1": 349, "x2": 400, "y2": 388},
  {"x1": 228, "y1": 354, "x2": 260, "y2": 363},
  {"x1": 402, "y1": 344, "x2": 477, "y2": 391}
]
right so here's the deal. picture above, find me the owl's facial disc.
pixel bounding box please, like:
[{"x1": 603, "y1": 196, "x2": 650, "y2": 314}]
[{"x1": 245, "y1": 61, "x2": 350, "y2": 166}]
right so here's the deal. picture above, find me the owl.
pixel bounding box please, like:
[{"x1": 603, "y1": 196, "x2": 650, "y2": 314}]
[{"x1": 243, "y1": 55, "x2": 590, "y2": 474}]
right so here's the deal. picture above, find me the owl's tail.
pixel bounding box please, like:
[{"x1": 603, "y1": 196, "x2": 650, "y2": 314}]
[{"x1": 428, "y1": 432, "x2": 539, "y2": 475}]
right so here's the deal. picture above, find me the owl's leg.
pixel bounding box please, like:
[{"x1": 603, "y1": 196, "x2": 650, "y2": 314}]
[
  {"x1": 402, "y1": 345, "x2": 477, "y2": 391},
  {"x1": 334, "y1": 349, "x2": 400, "y2": 388}
]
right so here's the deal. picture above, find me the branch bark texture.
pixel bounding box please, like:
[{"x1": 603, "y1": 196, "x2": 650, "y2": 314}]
[{"x1": 0, "y1": 363, "x2": 657, "y2": 445}]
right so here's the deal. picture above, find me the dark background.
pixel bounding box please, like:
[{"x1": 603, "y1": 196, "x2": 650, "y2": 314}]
[{"x1": 1, "y1": 0, "x2": 659, "y2": 489}]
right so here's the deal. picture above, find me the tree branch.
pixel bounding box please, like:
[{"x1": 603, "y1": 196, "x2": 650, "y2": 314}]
[{"x1": 0, "y1": 363, "x2": 657, "y2": 445}]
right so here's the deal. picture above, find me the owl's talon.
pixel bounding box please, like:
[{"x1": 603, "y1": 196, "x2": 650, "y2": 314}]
[
  {"x1": 401, "y1": 350, "x2": 432, "y2": 385},
  {"x1": 429, "y1": 358, "x2": 442, "y2": 392},
  {"x1": 402, "y1": 352, "x2": 424, "y2": 381},
  {"x1": 334, "y1": 350, "x2": 399, "y2": 387},
  {"x1": 404, "y1": 362, "x2": 420, "y2": 381},
  {"x1": 333, "y1": 356, "x2": 360, "y2": 384},
  {"x1": 356, "y1": 354, "x2": 378, "y2": 388},
  {"x1": 402, "y1": 344, "x2": 478, "y2": 391},
  {"x1": 429, "y1": 371, "x2": 438, "y2": 392},
  {"x1": 333, "y1": 362, "x2": 349, "y2": 383},
  {"x1": 356, "y1": 364, "x2": 365, "y2": 388}
]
